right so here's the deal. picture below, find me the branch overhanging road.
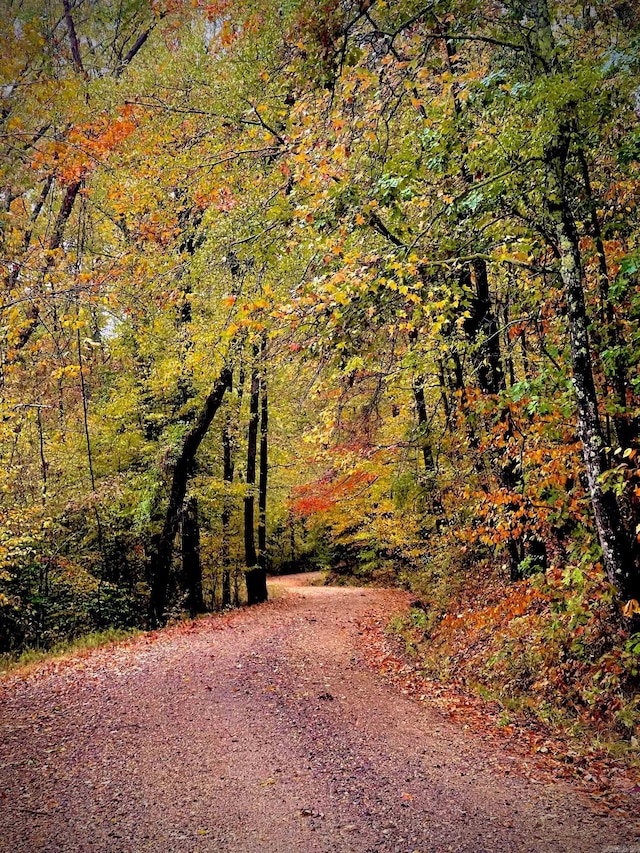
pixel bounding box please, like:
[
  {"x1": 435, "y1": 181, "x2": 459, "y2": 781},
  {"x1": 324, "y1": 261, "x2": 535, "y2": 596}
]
[{"x1": 1, "y1": 573, "x2": 637, "y2": 853}]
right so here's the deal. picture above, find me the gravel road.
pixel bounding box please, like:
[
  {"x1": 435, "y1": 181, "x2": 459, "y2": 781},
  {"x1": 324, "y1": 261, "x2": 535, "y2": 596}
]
[{"x1": 1, "y1": 573, "x2": 638, "y2": 853}]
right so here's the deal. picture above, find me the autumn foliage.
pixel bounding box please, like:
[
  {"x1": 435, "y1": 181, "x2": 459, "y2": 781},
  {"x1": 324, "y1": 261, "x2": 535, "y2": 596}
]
[{"x1": 1, "y1": 0, "x2": 640, "y2": 742}]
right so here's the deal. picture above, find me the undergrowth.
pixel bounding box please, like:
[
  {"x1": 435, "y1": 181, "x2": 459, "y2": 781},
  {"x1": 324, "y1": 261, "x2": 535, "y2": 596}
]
[{"x1": 388, "y1": 547, "x2": 640, "y2": 752}]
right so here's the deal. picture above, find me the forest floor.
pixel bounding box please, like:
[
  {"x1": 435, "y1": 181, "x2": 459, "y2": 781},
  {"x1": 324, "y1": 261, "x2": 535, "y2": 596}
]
[{"x1": 1, "y1": 573, "x2": 639, "y2": 853}]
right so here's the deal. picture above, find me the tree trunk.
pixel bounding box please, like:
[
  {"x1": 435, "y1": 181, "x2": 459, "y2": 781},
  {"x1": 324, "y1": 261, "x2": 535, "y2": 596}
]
[
  {"x1": 148, "y1": 367, "x2": 232, "y2": 626},
  {"x1": 289, "y1": 510, "x2": 296, "y2": 567},
  {"x1": 443, "y1": 32, "x2": 505, "y2": 398},
  {"x1": 233, "y1": 362, "x2": 246, "y2": 606},
  {"x1": 412, "y1": 376, "x2": 435, "y2": 471},
  {"x1": 515, "y1": 0, "x2": 640, "y2": 603},
  {"x1": 462, "y1": 261, "x2": 505, "y2": 396},
  {"x1": 182, "y1": 497, "x2": 205, "y2": 617},
  {"x1": 547, "y1": 143, "x2": 640, "y2": 601},
  {"x1": 9, "y1": 178, "x2": 82, "y2": 357},
  {"x1": 435, "y1": 43, "x2": 518, "y2": 567},
  {"x1": 221, "y1": 417, "x2": 233, "y2": 609},
  {"x1": 244, "y1": 346, "x2": 268, "y2": 604},
  {"x1": 244, "y1": 357, "x2": 259, "y2": 571},
  {"x1": 258, "y1": 362, "x2": 269, "y2": 574},
  {"x1": 63, "y1": 0, "x2": 85, "y2": 76},
  {"x1": 221, "y1": 361, "x2": 241, "y2": 609},
  {"x1": 577, "y1": 148, "x2": 636, "y2": 448}
]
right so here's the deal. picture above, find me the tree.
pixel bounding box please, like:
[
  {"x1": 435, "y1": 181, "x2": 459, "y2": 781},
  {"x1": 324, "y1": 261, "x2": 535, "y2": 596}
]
[
  {"x1": 501, "y1": 0, "x2": 640, "y2": 603},
  {"x1": 182, "y1": 496, "x2": 205, "y2": 616},
  {"x1": 148, "y1": 368, "x2": 232, "y2": 626},
  {"x1": 244, "y1": 342, "x2": 268, "y2": 604},
  {"x1": 3, "y1": 0, "x2": 640, "y2": 664}
]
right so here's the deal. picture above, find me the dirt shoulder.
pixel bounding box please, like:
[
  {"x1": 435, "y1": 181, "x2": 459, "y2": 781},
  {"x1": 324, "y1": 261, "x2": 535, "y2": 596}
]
[{"x1": 0, "y1": 573, "x2": 638, "y2": 852}]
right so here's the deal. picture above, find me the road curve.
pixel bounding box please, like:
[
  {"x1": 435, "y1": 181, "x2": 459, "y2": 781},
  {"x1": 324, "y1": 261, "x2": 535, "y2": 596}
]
[{"x1": 0, "y1": 573, "x2": 637, "y2": 853}]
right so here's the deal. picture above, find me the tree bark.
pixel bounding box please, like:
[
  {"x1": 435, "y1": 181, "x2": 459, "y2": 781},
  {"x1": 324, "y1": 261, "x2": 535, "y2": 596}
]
[
  {"x1": 221, "y1": 416, "x2": 233, "y2": 609},
  {"x1": 257, "y1": 359, "x2": 269, "y2": 574},
  {"x1": 221, "y1": 359, "x2": 244, "y2": 608},
  {"x1": 62, "y1": 0, "x2": 86, "y2": 76},
  {"x1": 441, "y1": 33, "x2": 506, "y2": 398},
  {"x1": 244, "y1": 357, "x2": 259, "y2": 571},
  {"x1": 9, "y1": 179, "x2": 82, "y2": 356},
  {"x1": 462, "y1": 261, "x2": 505, "y2": 397},
  {"x1": 182, "y1": 497, "x2": 205, "y2": 617},
  {"x1": 244, "y1": 346, "x2": 268, "y2": 604},
  {"x1": 148, "y1": 367, "x2": 232, "y2": 626},
  {"x1": 412, "y1": 376, "x2": 435, "y2": 471},
  {"x1": 547, "y1": 141, "x2": 640, "y2": 600},
  {"x1": 514, "y1": 0, "x2": 640, "y2": 601},
  {"x1": 577, "y1": 148, "x2": 636, "y2": 448}
]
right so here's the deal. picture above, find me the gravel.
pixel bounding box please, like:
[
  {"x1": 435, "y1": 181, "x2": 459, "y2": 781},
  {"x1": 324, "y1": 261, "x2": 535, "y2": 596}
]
[{"x1": 0, "y1": 573, "x2": 637, "y2": 853}]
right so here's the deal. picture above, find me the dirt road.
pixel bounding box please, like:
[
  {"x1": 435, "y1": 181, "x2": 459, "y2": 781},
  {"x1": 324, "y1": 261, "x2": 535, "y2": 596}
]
[{"x1": 0, "y1": 574, "x2": 637, "y2": 852}]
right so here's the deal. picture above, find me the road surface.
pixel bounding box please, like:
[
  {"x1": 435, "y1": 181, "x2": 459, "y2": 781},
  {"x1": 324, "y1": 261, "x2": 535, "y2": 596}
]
[{"x1": 0, "y1": 574, "x2": 637, "y2": 852}]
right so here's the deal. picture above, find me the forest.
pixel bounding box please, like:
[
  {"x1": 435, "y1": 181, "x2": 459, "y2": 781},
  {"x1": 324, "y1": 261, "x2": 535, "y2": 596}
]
[{"x1": 1, "y1": 0, "x2": 640, "y2": 747}]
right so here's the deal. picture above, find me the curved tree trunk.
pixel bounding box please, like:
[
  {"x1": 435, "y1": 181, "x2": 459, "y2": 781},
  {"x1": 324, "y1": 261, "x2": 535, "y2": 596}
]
[{"x1": 148, "y1": 367, "x2": 232, "y2": 626}]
